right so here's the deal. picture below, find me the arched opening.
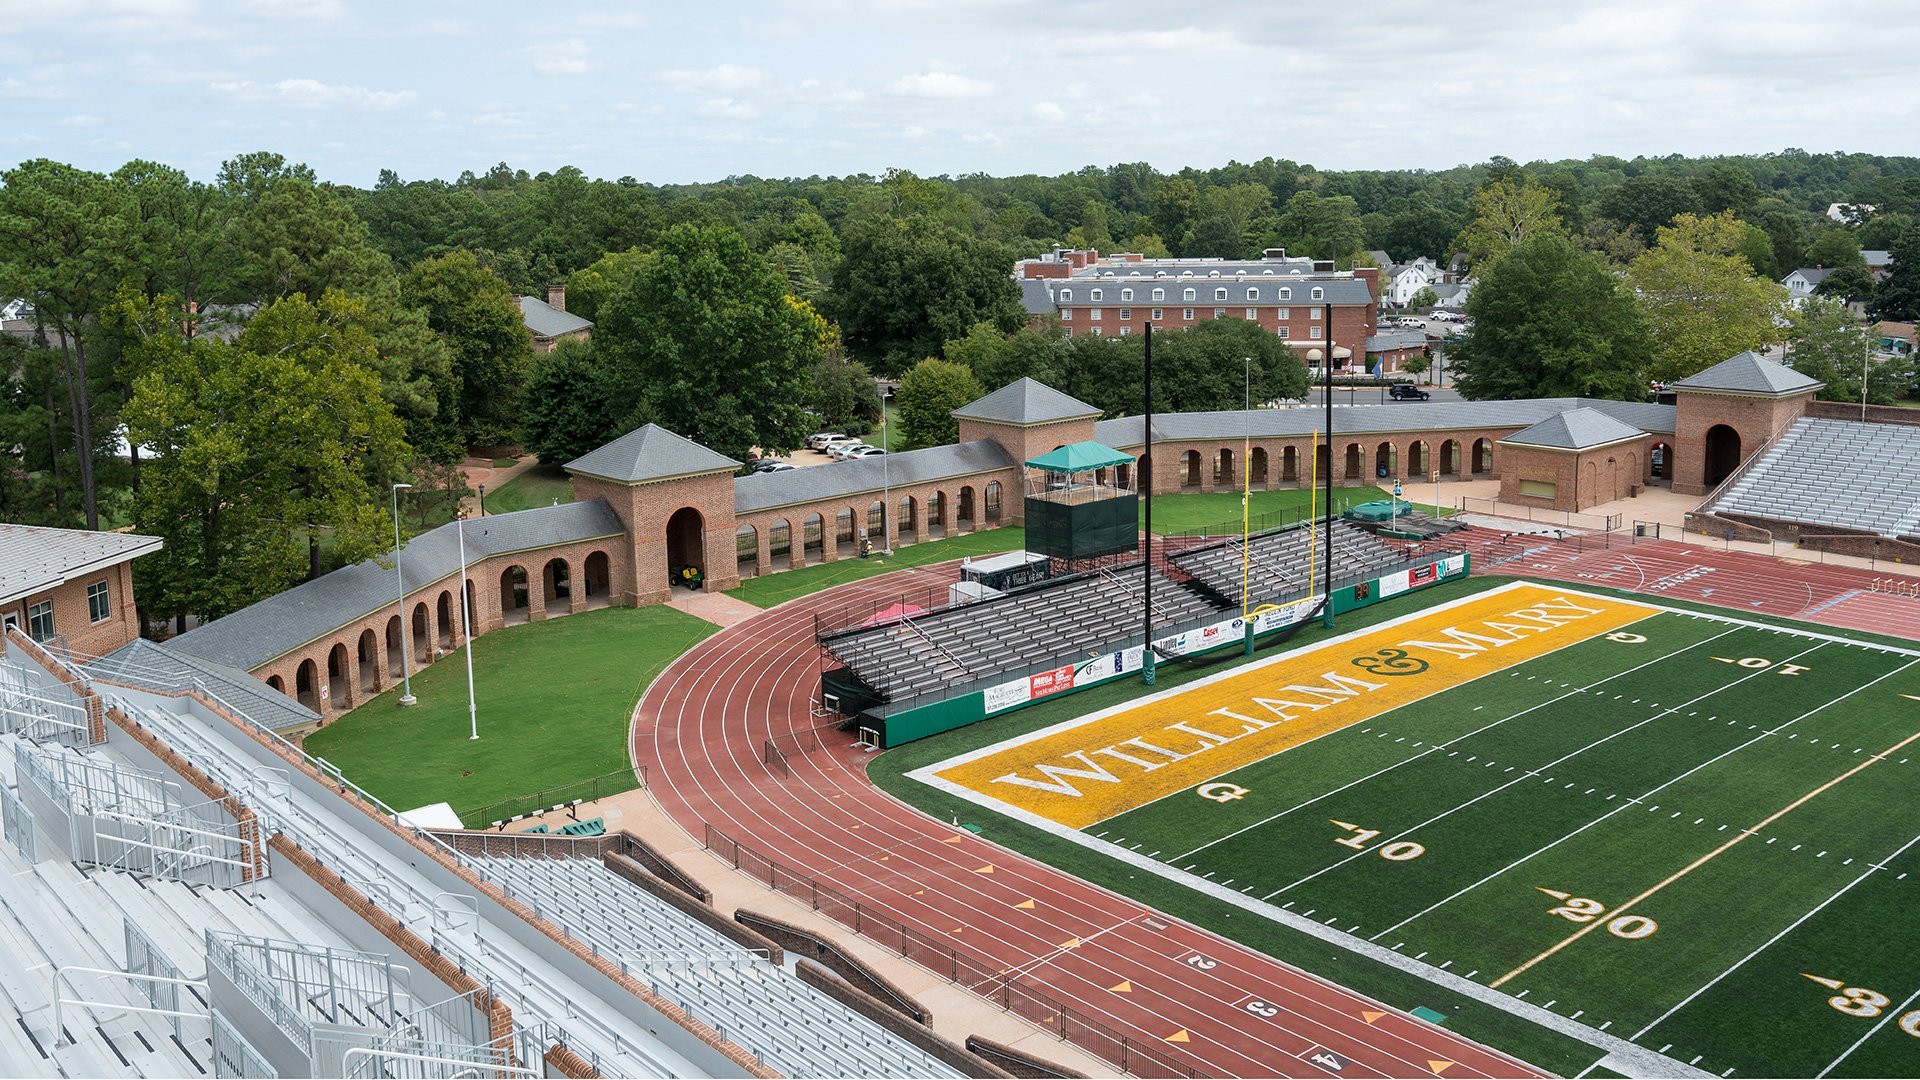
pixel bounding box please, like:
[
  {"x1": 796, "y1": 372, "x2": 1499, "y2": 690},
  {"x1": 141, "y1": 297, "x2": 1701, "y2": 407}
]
[
  {"x1": 357, "y1": 628, "x2": 380, "y2": 695},
  {"x1": 1440, "y1": 440, "x2": 1461, "y2": 477},
  {"x1": 866, "y1": 500, "x2": 887, "y2": 545},
  {"x1": 897, "y1": 496, "x2": 918, "y2": 544},
  {"x1": 1582, "y1": 460, "x2": 1599, "y2": 506},
  {"x1": 804, "y1": 513, "x2": 825, "y2": 560},
  {"x1": 1250, "y1": 447, "x2": 1269, "y2": 488},
  {"x1": 925, "y1": 493, "x2": 945, "y2": 539},
  {"x1": 295, "y1": 660, "x2": 319, "y2": 711},
  {"x1": 463, "y1": 579, "x2": 478, "y2": 639},
  {"x1": 770, "y1": 519, "x2": 793, "y2": 571},
  {"x1": 583, "y1": 551, "x2": 610, "y2": 605},
  {"x1": 985, "y1": 481, "x2": 1003, "y2": 526},
  {"x1": 325, "y1": 643, "x2": 350, "y2": 709},
  {"x1": 267, "y1": 674, "x2": 286, "y2": 696},
  {"x1": 385, "y1": 614, "x2": 404, "y2": 678},
  {"x1": 436, "y1": 591, "x2": 454, "y2": 649},
  {"x1": 1214, "y1": 448, "x2": 1234, "y2": 488},
  {"x1": 543, "y1": 558, "x2": 571, "y2": 609},
  {"x1": 1281, "y1": 446, "x2": 1298, "y2": 483},
  {"x1": 736, "y1": 523, "x2": 759, "y2": 579},
  {"x1": 1314, "y1": 443, "x2": 1329, "y2": 481},
  {"x1": 1408, "y1": 441, "x2": 1428, "y2": 477},
  {"x1": 1472, "y1": 438, "x2": 1494, "y2": 476},
  {"x1": 666, "y1": 507, "x2": 706, "y2": 588},
  {"x1": 500, "y1": 566, "x2": 530, "y2": 625},
  {"x1": 957, "y1": 488, "x2": 976, "y2": 531},
  {"x1": 1375, "y1": 443, "x2": 1398, "y2": 480},
  {"x1": 1344, "y1": 444, "x2": 1363, "y2": 480},
  {"x1": 836, "y1": 507, "x2": 857, "y2": 555},
  {"x1": 412, "y1": 602, "x2": 431, "y2": 662},
  {"x1": 1117, "y1": 463, "x2": 1132, "y2": 489},
  {"x1": 1704, "y1": 425, "x2": 1741, "y2": 488},
  {"x1": 1182, "y1": 450, "x2": 1201, "y2": 490},
  {"x1": 1649, "y1": 440, "x2": 1671, "y2": 482}
]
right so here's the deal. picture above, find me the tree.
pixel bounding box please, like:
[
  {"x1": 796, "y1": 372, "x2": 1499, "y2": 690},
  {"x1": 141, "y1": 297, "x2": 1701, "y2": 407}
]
[
  {"x1": 595, "y1": 224, "x2": 820, "y2": 460},
  {"x1": 1860, "y1": 212, "x2": 1914, "y2": 251},
  {"x1": 1408, "y1": 286, "x2": 1439, "y2": 310},
  {"x1": 809, "y1": 351, "x2": 882, "y2": 435},
  {"x1": 1146, "y1": 318, "x2": 1308, "y2": 412},
  {"x1": 402, "y1": 250, "x2": 533, "y2": 446},
  {"x1": 1449, "y1": 234, "x2": 1654, "y2": 401},
  {"x1": 1815, "y1": 264, "x2": 1877, "y2": 303},
  {"x1": 219, "y1": 151, "x2": 390, "y2": 301},
  {"x1": 1803, "y1": 228, "x2": 1866, "y2": 270},
  {"x1": 831, "y1": 217, "x2": 1025, "y2": 374},
  {"x1": 1269, "y1": 191, "x2": 1365, "y2": 263},
  {"x1": 1595, "y1": 175, "x2": 1701, "y2": 247},
  {"x1": 519, "y1": 337, "x2": 624, "y2": 464},
  {"x1": 944, "y1": 321, "x2": 1072, "y2": 392},
  {"x1": 1871, "y1": 228, "x2": 1920, "y2": 321},
  {"x1": 1784, "y1": 296, "x2": 1901, "y2": 404},
  {"x1": 895, "y1": 358, "x2": 983, "y2": 450},
  {"x1": 124, "y1": 295, "x2": 408, "y2": 623},
  {"x1": 564, "y1": 248, "x2": 652, "y2": 324},
  {"x1": 1454, "y1": 177, "x2": 1568, "y2": 273},
  {"x1": 1627, "y1": 212, "x2": 1789, "y2": 383},
  {"x1": 1692, "y1": 163, "x2": 1760, "y2": 216},
  {"x1": 1403, "y1": 352, "x2": 1432, "y2": 380}
]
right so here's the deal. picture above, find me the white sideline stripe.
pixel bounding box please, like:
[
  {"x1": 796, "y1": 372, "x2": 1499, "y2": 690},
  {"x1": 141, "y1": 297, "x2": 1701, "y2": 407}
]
[
  {"x1": 1270, "y1": 634, "x2": 1822, "y2": 901},
  {"x1": 1174, "y1": 619, "x2": 1733, "y2": 864},
  {"x1": 1635, "y1": 819, "x2": 1920, "y2": 1042},
  {"x1": 1370, "y1": 650, "x2": 1912, "y2": 944}
]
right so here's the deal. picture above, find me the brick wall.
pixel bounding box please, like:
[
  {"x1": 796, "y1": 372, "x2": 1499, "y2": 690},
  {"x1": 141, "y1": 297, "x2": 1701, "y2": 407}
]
[
  {"x1": 1496, "y1": 439, "x2": 1649, "y2": 512},
  {"x1": 5, "y1": 625, "x2": 107, "y2": 743},
  {"x1": 612, "y1": 833, "x2": 709, "y2": 903},
  {"x1": 543, "y1": 1043, "x2": 602, "y2": 1078},
  {"x1": 1671, "y1": 388, "x2": 1814, "y2": 496},
  {"x1": 1805, "y1": 400, "x2": 1920, "y2": 427},
  {"x1": 734, "y1": 469, "x2": 1015, "y2": 574},
  {"x1": 964, "y1": 1035, "x2": 1088, "y2": 1080},
  {"x1": 1142, "y1": 427, "x2": 1511, "y2": 497},
  {"x1": 0, "y1": 560, "x2": 141, "y2": 658}
]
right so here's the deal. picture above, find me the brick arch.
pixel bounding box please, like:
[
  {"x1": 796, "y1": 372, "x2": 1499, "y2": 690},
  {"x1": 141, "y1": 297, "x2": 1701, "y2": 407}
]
[
  {"x1": 1472, "y1": 438, "x2": 1495, "y2": 476},
  {"x1": 769, "y1": 518, "x2": 795, "y2": 571},
  {"x1": 326, "y1": 641, "x2": 352, "y2": 711},
  {"x1": 1250, "y1": 446, "x2": 1269, "y2": 487},
  {"x1": 735, "y1": 523, "x2": 759, "y2": 579},
  {"x1": 1408, "y1": 439, "x2": 1428, "y2": 477},
  {"x1": 1439, "y1": 439, "x2": 1461, "y2": 476},
  {"x1": 412, "y1": 601, "x2": 432, "y2": 662},
  {"x1": 583, "y1": 550, "x2": 611, "y2": 604},
  {"x1": 1181, "y1": 450, "x2": 1202, "y2": 489},
  {"x1": 436, "y1": 590, "x2": 455, "y2": 649},
  {"x1": 957, "y1": 487, "x2": 977, "y2": 530},
  {"x1": 384, "y1": 613, "x2": 405, "y2": 678},
  {"x1": 802, "y1": 512, "x2": 826, "y2": 561},
  {"x1": 356, "y1": 627, "x2": 381, "y2": 696},
  {"x1": 896, "y1": 495, "x2": 918, "y2": 544},
  {"x1": 295, "y1": 657, "x2": 320, "y2": 712}
]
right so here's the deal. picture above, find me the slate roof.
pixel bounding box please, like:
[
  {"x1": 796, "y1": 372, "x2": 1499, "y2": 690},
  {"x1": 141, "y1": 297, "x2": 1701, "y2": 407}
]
[
  {"x1": 565, "y1": 424, "x2": 740, "y2": 484},
  {"x1": 517, "y1": 295, "x2": 593, "y2": 339},
  {"x1": 1499, "y1": 407, "x2": 1645, "y2": 450},
  {"x1": 1092, "y1": 398, "x2": 1675, "y2": 448},
  {"x1": 1017, "y1": 278, "x2": 1056, "y2": 315},
  {"x1": 1068, "y1": 256, "x2": 1317, "y2": 279},
  {"x1": 735, "y1": 441, "x2": 1015, "y2": 514},
  {"x1": 1864, "y1": 249, "x2": 1892, "y2": 269},
  {"x1": 950, "y1": 377, "x2": 1101, "y2": 426},
  {"x1": 1785, "y1": 267, "x2": 1834, "y2": 287},
  {"x1": 167, "y1": 500, "x2": 625, "y2": 671},
  {"x1": 0, "y1": 523, "x2": 162, "y2": 606},
  {"x1": 1365, "y1": 330, "x2": 1426, "y2": 353},
  {"x1": 1671, "y1": 351, "x2": 1821, "y2": 396},
  {"x1": 92, "y1": 637, "x2": 320, "y2": 732}
]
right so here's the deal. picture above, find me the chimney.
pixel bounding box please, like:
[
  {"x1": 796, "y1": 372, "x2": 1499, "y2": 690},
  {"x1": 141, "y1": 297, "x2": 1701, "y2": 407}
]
[{"x1": 546, "y1": 284, "x2": 566, "y2": 312}]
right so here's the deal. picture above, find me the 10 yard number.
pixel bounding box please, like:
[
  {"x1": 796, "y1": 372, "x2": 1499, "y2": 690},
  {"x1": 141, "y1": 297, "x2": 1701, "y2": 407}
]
[{"x1": 1331, "y1": 820, "x2": 1425, "y2": 861}]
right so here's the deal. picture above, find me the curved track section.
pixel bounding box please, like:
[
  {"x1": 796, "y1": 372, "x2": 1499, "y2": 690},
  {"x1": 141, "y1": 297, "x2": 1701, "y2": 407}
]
[{"x1": 634, "y1": 563, "x2": 1540, "y2": 1079}]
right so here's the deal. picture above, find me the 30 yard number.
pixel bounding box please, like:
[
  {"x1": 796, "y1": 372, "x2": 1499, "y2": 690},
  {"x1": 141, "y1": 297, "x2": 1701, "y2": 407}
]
[{"x1": 1805, "y1": 974, "x2": 1920, "y2": 1036}]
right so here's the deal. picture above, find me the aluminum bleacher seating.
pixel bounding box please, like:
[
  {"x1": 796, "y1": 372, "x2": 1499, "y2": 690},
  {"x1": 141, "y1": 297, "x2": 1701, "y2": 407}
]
[
  {"x1": 1712, "y1": 417, "x2": 1920, "y2": 537},
  {"x1": 471, "y1": 853, "x2": 964, "y2": 1079},
  {"x1": 1171, "y1": 519, "x2": 1405, "y2": 607}
]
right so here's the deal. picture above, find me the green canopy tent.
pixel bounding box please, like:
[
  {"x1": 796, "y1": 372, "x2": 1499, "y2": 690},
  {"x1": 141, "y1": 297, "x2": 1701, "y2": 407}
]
[
  {"x1": 1023, "y1": 441, "x2": 1136, "y2": 473},
  {"x1": 1023, "y1": 441, "x2": 1139, "y2": 561}
]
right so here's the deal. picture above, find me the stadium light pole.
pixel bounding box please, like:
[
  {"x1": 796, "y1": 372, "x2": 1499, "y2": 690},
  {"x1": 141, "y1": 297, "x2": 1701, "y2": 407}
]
[
  {"x1": 391, "y1": 482, "x2": 417, "y2": 707},
  {"x1": 1322, "y1": 303, "x2": 1335, "y2": 630},
  {"x1": 1242, "y1": 354, "x2": 1254, "y2": 657},
  {"x1": 456, "y1": 509, "x2": 479, "y2": 740},
  {"x1": 1142, "y1": 323, "x2": 1156, "y2": 687}
]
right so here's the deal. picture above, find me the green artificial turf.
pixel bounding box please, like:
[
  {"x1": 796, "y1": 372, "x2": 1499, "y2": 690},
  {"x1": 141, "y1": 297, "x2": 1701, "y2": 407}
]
[
  {"x1": 725, "y1": 527, "x2": 1029, "y2": 608},
  {"x1": 303, "y1": 605, "x2": 714, "y2": 824}
]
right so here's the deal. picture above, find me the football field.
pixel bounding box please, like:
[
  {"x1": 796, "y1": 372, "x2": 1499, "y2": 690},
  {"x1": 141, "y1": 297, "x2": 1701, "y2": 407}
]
[{"x1": 911, "y1": 581, "x2": 1920, "y2": 1078}]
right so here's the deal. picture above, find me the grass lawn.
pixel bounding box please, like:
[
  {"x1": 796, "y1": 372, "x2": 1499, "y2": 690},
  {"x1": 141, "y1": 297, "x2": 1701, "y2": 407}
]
[
  {"x1": 481, "y1": 463, "x2": 575, "y2": 515},
  {"x1": 303, "y1": 605, "x2": 715, "y2": 824},
  {"x1": 1144, "y1": 484, "x2": 1425, "y2": 535},
  {"x1": 726, "y1": 526, "x2": 1028, "y2": 608}
]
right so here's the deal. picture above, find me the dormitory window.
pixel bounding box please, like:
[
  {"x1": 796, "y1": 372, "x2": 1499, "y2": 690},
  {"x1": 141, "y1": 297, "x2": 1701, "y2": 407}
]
[
  {"x1": 1245, "y1": 308, "x2": 1258, "y2": 320},
  {"x1": 1278, "y1": 327, "x2": 1291, "y2": 339},
  {"x1": 1311, "y1": 287, "x2": 1324, "y2": 299},
  {"x1": 1089, "y1": 308, "x2": 1102, "y2": 321},
  {"x1": 1277, "y1": 307, "x2": 1289, "y2": 319},
  {"x1": 1091, "y1": 288, "x2": 1103, "y2": 300},
  {"x1": 1214, "y1": 287, "x2": 1227, "y2": 300},
  {"x1": 1310, "y1": 326, "x2": 1323, "y2": 339},
  {"x1": 1183, "y1": 308, "x2": 1194, "y2": 319},
  {"x1": 1247, "y1": 288, "x2": 1259, "y2": 300},
  {"x1": 27, "y1": 600, "x2": 53, "y2": 642},
  {"x1": 1311, "y1": 307, "x2": 1322, "y2": 320},
  {"x1": 1152, "y1": 288, "x2": 1164, "y2": 301},
  {"x1": 1061, "y1": 308, "x2": 1073, "y2": 320},
  {"x1": 1279, "y1": 287, "x2": 1292, "y2": 299},
  {"x1": 87, "y1": 580, "x2": 110, "y2": 623},
  {"x1": 1060, "y1": 289, "x2": 1071, "y2": 301},
  {"x1": 1213, "y1": 308, "x2": 1226, "y2": 319},
  {"x1": 1151, "y1": 308, "x2": 1163, "y2": 320},
  {"x1": 1119, "y1": 327, "x2": 1131, "y2": 336},
  {"x1": 1062, "y1": 327, "x2": 1072, "y2": 338},
  {"x1": 1121, "y1": 288, "x2": 1133, "y2": 301},
  {"x1": 1183, "y1": 288, "x2": 1196, "y2": 300},
  {"x1": 1120, "y1": 308, "x2": 1131, "y2": 320}
]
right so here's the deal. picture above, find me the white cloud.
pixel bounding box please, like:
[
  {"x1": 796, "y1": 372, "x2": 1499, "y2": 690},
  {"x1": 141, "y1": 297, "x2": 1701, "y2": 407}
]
[
  {"x1": 697, "y1": 98, "x2": 761, "y2": 120},
  {"x1": 531, "y1": 40, "x2": 597, "y2": 76},
  {"x1": 662, "y1": 64, "x2": 767, "y2": 92},
  {"x1": 211, "y1": 78, "x2": 416, "y2": 110},
  {"x1": 1032, "y1": 102, "x2": 1066, "y2": 122},
  {"x1": 888, "y1": 71, "x2": 993, "y2": 99},
  {"x1": 0, "y1": 78, "x2": 67, "y2": 100},
  {"x1": 59, "y1": 114, "x2": 106, "y2": 127}
]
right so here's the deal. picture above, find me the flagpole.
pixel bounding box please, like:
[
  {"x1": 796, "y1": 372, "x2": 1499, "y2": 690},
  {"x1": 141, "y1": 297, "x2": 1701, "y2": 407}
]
[{"x1": 457, "y1": 511, "x2": 479, "y2": 740}]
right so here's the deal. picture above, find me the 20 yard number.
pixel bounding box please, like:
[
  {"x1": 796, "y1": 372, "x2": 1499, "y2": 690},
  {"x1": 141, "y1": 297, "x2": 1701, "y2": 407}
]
[{"x1": 1536, "y1": 888, "x2": 1659, "y2": 939}]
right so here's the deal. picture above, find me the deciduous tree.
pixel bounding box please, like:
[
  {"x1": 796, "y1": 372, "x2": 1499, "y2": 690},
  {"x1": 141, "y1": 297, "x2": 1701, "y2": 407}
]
[
  {"x1": 896, "y1": 358, "x2": 984, "y2": 450},
  {"x1": 1627, "y1": 212, "x2": 1789, "y2": 382},
  {"x1": 1450, "y1": 235, "x2": 1654, "y2": 400},
  {"x1": 1454, "y1": 177, "x2": 1568, "y2": 273}
]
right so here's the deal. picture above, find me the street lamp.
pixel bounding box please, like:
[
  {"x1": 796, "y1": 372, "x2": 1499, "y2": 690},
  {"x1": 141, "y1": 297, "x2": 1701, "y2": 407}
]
[{"x1": 391, "y1": 483, "x2": 416, "y2": 707}]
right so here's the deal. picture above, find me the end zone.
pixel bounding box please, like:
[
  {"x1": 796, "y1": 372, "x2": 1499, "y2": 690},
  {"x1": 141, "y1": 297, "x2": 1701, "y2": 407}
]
[{"x1": 914, "y1": 581, "x2": 1660, "y2": 829}]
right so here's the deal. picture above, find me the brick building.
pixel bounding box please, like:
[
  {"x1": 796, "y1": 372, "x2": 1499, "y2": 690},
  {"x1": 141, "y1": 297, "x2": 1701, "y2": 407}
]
[
  {"x1": 0, "y1": 523, "x2": 159, "y2": 657},
  {"x1": 115, "y1": 353, "x2": 1841, "y2": 723},
  {"x1": 517, "y1": 285, "x2": 592, "y2": 353}
]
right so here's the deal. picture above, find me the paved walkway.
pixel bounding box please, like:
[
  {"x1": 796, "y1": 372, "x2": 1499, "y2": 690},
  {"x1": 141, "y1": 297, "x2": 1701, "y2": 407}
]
[
  {"x1": 664, "y1": 586, "x2": 763, "y2": 628},
  {"x1": 459, "y1": 454, "x2": 537, "y2": 517}
]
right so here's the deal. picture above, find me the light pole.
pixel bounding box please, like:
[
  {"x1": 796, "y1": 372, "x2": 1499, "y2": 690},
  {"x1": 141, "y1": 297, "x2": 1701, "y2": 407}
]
[
  {"x1": 456, "y1": 509, "x2": 479, "y2": 740},
  {"x1": 881, "y1": 409, "x2": 893, "y2": 556},
  {"x1": 391, "y1": 483, "x2": 416, "y2": 707}
]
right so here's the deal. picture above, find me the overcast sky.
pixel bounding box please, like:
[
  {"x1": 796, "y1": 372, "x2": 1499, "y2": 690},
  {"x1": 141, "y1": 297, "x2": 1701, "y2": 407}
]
[{"x1": 7, "y1": 0, "x2": 1917, "y2": 187}]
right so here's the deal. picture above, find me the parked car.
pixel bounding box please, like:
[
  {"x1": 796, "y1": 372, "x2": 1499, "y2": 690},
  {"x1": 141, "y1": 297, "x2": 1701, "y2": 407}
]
[
  {"x1": 807, "y1": 432, "x2": 847, "y2": 451},
  {"x1": 749, "y1": 460, "x2": 796, "y2": 474},
  {"x1": 819, "y1": 437, "x2": 863, "y2": 456},
  {"x1": 829, "y1": 442, "x2": 871, "y2": 460},
  {"x1": 847, "y1": 446, "x2": 887, "y2": 458},
  {"x1": 1389, "y1": 384, "x2": 1430, "y2": 401}
]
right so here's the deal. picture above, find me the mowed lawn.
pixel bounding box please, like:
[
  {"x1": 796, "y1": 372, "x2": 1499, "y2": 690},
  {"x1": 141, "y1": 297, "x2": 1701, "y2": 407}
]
[
  {"x1": 725, "y1": 526, "x2": 1028, "y2": 608},
  {"x1": 1143, "y1": 484, "x2": 1453, "y2": 536},
  {"x1": 482, "y1": 463, "x2": 575, "y2": 515},
  {"x1": 304, "y1": 605, "x2": 715, "y2": 822}
]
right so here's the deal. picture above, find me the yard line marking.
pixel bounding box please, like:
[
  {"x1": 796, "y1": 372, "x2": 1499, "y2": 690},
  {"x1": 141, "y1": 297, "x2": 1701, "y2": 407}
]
[
  {"x1": 1633, "y1": 820, "x2": 1920, "y2": 1040},
  {"x1": 1493, "y1": 725, "x2": 1920, "y2": 989},
  {"x1": 1817, "y1": 981, "x2": 1920, "y2": 1077},
  {"x1": 1278, "y1": 639, "x2": 1827, "y2": 902},
  {"x1": 1372, "y1": 653, "x2": 1909, "y2": 944},
  {"x1": 1182, "y1": 624, "x2": 1743, "y2": 864}
]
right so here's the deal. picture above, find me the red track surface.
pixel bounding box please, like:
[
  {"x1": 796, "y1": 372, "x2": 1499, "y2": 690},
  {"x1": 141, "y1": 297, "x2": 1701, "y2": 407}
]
[
  {"x1": 633, "y1": 536, "x2": 1920, "y2": 1078},
  {"x1": 634, "y1": 564, "x2": 1541, "y2": 1079}
]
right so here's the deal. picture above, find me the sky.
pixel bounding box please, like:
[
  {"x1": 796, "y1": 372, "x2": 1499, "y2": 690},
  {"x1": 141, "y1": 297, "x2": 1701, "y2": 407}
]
[{"x1": 6, "y1": 0, "x2": 1918, "y2": 187}]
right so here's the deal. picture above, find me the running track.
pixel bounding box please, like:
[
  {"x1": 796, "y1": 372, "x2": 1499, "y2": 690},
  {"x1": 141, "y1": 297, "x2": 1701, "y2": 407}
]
[
  {"x1": 632, "y1": 536, "x2": 1920, "y2": 1079},
  {"x1": 634, "y1": 564, "x2": 1541, "y2": 1079}
]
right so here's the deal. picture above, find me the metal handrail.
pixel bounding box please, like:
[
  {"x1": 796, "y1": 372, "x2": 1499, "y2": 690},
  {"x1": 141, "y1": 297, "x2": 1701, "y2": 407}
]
[{"x1": 52, "y1": 966, "x2": 208, "y2": 1043}]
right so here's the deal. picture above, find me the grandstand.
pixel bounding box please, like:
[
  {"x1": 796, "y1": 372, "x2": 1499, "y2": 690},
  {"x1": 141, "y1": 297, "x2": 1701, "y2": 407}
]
[
  {"x1": 1704, "y1": 416, "x2": 1920, "y2": 540},
  {"x1": 1170, "y1": 519, "x2": 1406, "y2": 608},
  {"x1": 0, "y1": 627, "x2": 995, "y2": 1078}
]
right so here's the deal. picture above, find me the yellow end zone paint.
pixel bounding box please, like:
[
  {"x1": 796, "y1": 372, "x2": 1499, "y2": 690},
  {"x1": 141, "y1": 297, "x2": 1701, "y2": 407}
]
[{"x1": 931, "y1": 583, "x2": 1659, "y2": 829}]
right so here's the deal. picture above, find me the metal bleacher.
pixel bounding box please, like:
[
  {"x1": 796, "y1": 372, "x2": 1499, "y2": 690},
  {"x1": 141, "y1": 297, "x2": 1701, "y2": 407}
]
[
  {"x1": 1170, "y1": 519, "x2": 1405, "y2": 607},
  {"x1": 824, "y1": 566, "x2": 1228, "y2": 701},
  {"x1": 470, "y1": 853, "x2": 966, "y2": 1080},
  {"x1": 1711, "y1": 417, "x2": 1920, "y2": 538}
]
